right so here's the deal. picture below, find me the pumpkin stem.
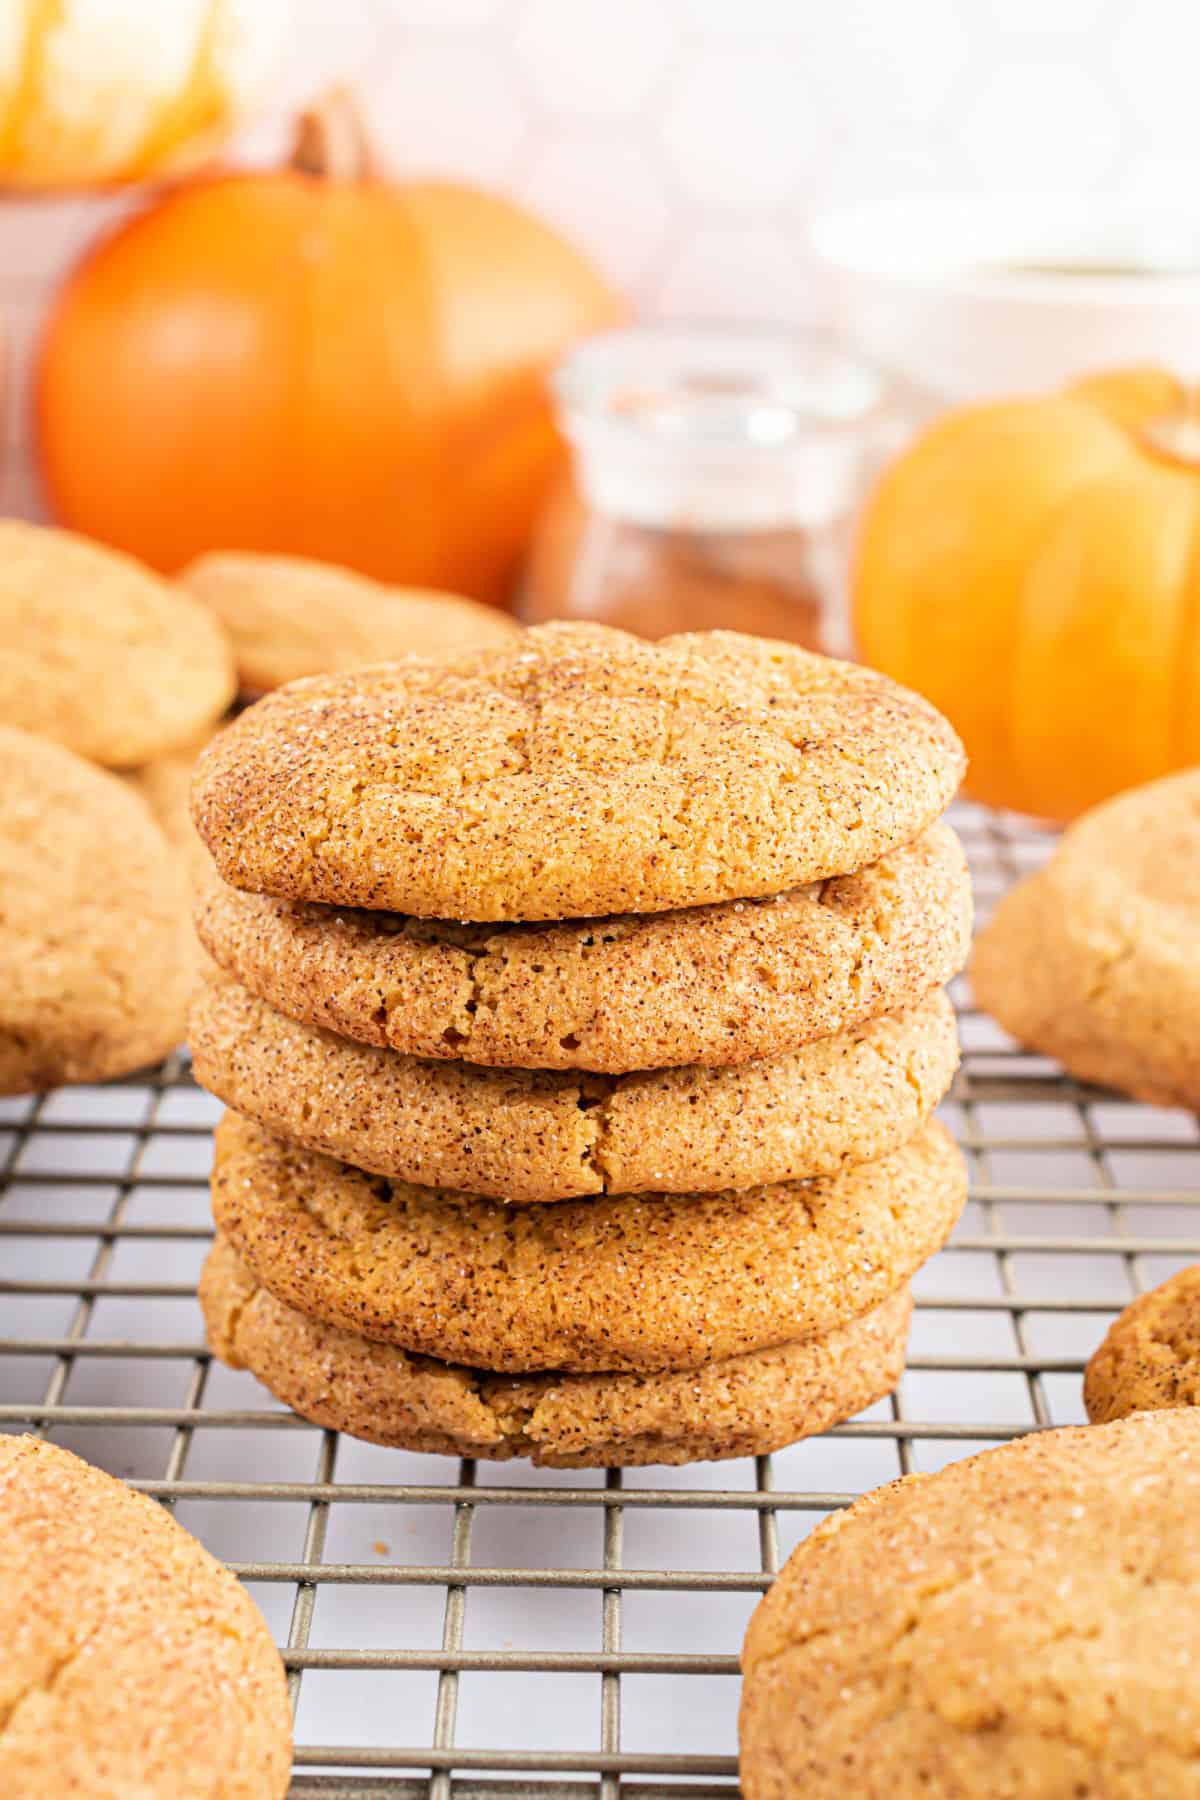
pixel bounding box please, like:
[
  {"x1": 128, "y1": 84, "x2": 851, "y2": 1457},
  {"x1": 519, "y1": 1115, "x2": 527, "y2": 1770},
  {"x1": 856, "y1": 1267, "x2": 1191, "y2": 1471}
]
[{"x1": 290, "y1": 85, "x2": 380, "y2": 182}]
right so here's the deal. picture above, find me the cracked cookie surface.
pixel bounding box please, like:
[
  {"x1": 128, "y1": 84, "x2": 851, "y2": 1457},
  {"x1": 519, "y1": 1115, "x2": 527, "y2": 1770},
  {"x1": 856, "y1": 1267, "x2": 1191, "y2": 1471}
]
[
  {"x1": 190, "y1": 973, "x2": 958, "y2": 1202},
  {"x1": 0, "y1": 728, "x2": 194, "y2": 1094},
  {"x1": 197, "y1": 822, "x2": 971, "y2": 1071},
  {"x1": 1085, "y1": 1264, "x2": 1200, "y2": 1423},
  {"x1": 191, "y1": 622, "x2": 965, "y2": 920},
  {"x1": 972, "y1": 768, "x2": 1200, "y2": 1109},
  {"x1": 0, "y1": 1434, "x2": 290, "y2": 1799},
  {"x1": 201, "y1": 1235, "x2": 912, "y2": 1466},
  {"x1": 182, "y1": 551, "x2": 520, "y2": 695},
  {"x1": 210, "y1": 1112, "x2": 965, "y2": 1373},
  {"x1": 740, "y1": 1410, "x2": 1200, "y2": 1800},
  {"x1": 0, "y1": 520, "x2": 234, "y2": 768}
]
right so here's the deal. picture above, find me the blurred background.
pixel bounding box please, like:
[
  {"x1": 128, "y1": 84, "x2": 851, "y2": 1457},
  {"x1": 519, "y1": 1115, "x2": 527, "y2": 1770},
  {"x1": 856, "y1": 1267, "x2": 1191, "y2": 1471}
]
[
  {"x1": 4, "y1": 0, "x2": 1196, "y2": 516},
  {"x1": 5, "y1": 0, "x2": 1200, "y2": 824}
]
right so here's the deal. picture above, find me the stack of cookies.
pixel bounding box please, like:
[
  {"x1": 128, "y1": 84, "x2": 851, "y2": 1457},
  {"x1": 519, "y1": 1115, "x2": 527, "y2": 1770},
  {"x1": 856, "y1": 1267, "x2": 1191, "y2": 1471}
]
[{"x1": 189, "y1": 623, "x2": 971, "y2": 1468}]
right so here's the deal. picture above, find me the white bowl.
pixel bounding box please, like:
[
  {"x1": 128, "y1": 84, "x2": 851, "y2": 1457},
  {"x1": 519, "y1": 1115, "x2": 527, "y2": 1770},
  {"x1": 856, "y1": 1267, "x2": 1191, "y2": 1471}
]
[{"x1": 812, "y1": 193, "x2": 1200, "y2": 402}]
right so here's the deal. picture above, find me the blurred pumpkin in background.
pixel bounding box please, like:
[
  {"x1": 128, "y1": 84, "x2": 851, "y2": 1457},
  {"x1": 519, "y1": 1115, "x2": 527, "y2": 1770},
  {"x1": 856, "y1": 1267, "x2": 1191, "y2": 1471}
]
[
  {"x1": 853, "y1": 367, "x2": 1200, "y2": 822},
  {"x1": 35, "y1": 89, "x2": 625, "y2": 607},
  {"x1": 0, "y1": 0, "x2": 287, "y2": 189}
]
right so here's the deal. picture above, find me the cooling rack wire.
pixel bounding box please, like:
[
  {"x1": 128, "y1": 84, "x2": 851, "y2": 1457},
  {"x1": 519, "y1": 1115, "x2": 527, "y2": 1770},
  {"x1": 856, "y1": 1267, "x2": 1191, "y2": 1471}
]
[{"x1": 3, "y1": 802, "x2": 1197, "y2": 1798}]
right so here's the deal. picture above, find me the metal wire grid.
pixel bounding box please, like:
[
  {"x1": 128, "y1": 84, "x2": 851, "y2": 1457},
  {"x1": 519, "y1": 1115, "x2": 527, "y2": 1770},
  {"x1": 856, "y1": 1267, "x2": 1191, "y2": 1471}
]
[{"x1": 2, "y1": 802, "x2": 1199, "y2": 1798}]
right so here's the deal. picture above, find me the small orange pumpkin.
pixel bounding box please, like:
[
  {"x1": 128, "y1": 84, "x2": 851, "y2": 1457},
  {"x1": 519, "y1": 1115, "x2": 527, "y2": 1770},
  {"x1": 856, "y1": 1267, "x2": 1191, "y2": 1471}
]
[
  {"x1": 35, "y1": 90, "x2": 624, "y2": 605},
  {"x1": 853, "y1": 368, "x2": 1200, "y2": 821}
]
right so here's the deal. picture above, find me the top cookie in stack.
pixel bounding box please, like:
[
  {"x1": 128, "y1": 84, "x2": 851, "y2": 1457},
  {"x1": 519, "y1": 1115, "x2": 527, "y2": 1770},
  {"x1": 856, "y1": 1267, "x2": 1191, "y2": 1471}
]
[
  {"x1": 190, "y1": 624, "x2": 970, "y2": 1467},
  {"x1": 193, "y1": 621, "x2": 962, "y2": 920}
]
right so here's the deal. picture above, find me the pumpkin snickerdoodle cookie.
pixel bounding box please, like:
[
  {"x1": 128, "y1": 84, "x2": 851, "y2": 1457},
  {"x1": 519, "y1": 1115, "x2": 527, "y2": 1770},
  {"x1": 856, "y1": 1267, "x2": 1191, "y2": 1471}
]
[
  {"x1": 972, "y1": 768, "x2": 1200, "y2": 1108},
  {"x1": 191, "y1": 622, "x2": 966, "y2": 920},
  {"x1": 202, "y1": 1235, "x2": 912, "y2": 1468},
  {"x1": 190, "y1": 974, "x2": 958, "y2": 1202},
  {"x1": 210, "y1": 1112, "x2": 965, "y2": 1374},
  {"x1": 0, "y1": 1433, "x2": 290, "y2": 1798},
  {"x1": 181, "y1": 550, "x2": 520, "y2": 695},
  {"x1": 1084, "y1": 1264, "x2": 1200, "y2": 1423},
  {"x1": 0, "y1": 728, "x2": 193, "y2": 1094},
  {"x1": 124, "y1": 722, "x2": 225, "y2": 892},
  {"x1": 196, "y1": 822, "x2": 971, "y2": 1072},
  {"x1": 0, "y1": 520, "x2": 234, "y2": 768},
  {"x1": 740, "y1": 1410, "x2": 1200, "y2": 1800}
]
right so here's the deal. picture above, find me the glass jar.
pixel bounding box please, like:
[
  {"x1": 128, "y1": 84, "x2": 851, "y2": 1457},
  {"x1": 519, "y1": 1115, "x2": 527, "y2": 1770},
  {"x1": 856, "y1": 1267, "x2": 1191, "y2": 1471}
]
[{"x1": 521, "y1": 323, "x2": 909, "y2": 651}]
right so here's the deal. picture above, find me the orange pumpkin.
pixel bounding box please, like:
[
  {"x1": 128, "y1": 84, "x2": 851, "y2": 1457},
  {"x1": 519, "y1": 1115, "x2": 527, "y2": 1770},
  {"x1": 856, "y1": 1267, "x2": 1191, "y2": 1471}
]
[
  {"x1": 853, "y1": 367, "x2": 1200, "y2": 822},
  {"x1": 35, "y1": 91, "x2": 624, "y2": 605}
]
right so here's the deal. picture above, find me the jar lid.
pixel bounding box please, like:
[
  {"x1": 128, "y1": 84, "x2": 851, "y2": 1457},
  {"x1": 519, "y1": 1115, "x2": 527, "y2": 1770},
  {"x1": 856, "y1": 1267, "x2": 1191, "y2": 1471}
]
[{"x1": 552, "y1": 323, "x2": 902, "y2": 531}]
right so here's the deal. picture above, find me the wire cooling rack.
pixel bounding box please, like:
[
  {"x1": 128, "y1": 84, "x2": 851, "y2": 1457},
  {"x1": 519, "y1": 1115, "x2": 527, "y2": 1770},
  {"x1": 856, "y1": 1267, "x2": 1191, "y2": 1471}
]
[{"x1": 3, "y1": 801, "x2": 1200, "y2": 1797}]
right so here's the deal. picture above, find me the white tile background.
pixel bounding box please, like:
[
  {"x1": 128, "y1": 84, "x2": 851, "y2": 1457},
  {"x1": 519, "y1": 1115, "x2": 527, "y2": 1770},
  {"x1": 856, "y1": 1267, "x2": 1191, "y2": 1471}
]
[{"x1": 2, "y1": 0, "x2": 1197, "y2": 518}]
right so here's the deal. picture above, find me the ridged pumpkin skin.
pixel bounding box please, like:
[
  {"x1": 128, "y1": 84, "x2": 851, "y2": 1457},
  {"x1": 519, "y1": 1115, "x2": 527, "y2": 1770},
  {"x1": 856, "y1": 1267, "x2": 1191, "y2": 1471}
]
[
  {"x1": 853, "y1": 369, "x2": 1200, "y2": 822},
  {"x1": 0, "y1": 0, "x2": 286, "y2": 189},
  {"x1": 35, "y1": 159, "x2": 623, "y2": 603}
]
